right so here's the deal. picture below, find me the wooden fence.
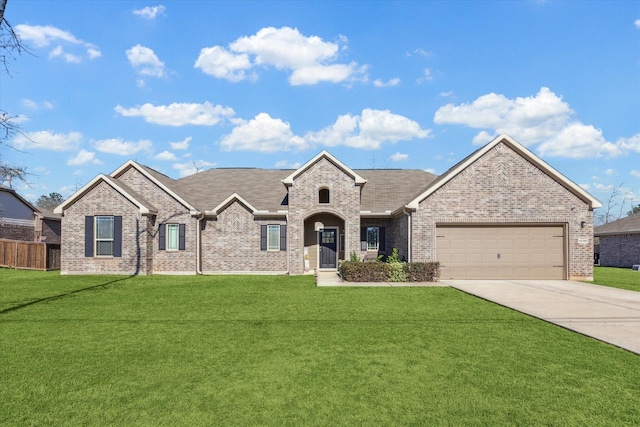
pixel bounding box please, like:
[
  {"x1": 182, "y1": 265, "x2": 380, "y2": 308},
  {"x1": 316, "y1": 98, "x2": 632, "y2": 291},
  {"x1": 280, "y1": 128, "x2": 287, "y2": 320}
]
[{"x1": 0, "y1": 239, "x2": 61, "y2": 271}]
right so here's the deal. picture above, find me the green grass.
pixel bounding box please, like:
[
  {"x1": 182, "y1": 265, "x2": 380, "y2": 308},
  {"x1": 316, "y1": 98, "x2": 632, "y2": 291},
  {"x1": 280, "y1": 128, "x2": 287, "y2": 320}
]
[
  {"x1": 590, "y1": 266, "x2": 640, "y2": 291},
  {"x1": 2, "y1": 269, "x2": 640, "y2": 426}
]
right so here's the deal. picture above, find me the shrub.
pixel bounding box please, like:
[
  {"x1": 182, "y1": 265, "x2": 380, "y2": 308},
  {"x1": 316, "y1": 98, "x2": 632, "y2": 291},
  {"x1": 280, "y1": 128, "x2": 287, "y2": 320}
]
[
  {"x1": 404, "y1": 262, "x2": 440, "y2": 282},
  {"x1": 339, "y1": 261, "x2": 389, "y2": 282},
  {"x1": 349, "y1": 251, "x2": 360, "y2": 262},
  {"x1": 386, "y1": 248, "x2": 407, "y2": 282}
]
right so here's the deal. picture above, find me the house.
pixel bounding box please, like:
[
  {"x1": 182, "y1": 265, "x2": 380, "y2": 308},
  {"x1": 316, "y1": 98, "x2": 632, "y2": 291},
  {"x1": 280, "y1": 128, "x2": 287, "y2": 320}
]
[
  {"x1": 54, "y1": 134, "x2": 600, "y2": 280},
  {"x1": 0, "y1": 184, "x2": 61, "y2": 244},
  {"x1": 594, "y1": 214, "x2": 640, "y2": 268}
]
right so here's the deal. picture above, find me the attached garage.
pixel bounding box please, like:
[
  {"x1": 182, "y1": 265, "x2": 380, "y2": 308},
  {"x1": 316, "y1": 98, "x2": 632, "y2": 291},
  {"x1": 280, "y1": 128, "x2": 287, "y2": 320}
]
[{"x1": 436, "y1": 225, "x2": 566, "y2": 280}]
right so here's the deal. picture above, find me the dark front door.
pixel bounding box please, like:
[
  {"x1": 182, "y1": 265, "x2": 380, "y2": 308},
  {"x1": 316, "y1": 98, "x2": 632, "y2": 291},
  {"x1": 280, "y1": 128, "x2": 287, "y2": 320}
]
[{"x1": 319, "y1": 229, "x2": 337, "y2": 269}]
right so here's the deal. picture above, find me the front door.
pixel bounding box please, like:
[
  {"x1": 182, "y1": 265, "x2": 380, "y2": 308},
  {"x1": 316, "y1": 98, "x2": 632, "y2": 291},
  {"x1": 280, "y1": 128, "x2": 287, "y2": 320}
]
[{"x1": 319, "y1": 229, "x2": 337, "y2": 269}]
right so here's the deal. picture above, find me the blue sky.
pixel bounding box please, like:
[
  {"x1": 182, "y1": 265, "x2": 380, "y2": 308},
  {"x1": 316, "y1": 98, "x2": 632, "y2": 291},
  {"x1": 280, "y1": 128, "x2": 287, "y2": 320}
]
[{"x1": 2, "y1": 1, "x2": 639, "y2": 217}]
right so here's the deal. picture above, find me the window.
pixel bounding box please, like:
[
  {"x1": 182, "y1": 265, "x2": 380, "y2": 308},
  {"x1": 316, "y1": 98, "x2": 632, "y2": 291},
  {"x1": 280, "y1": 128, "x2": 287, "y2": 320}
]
[
  {"x1": 166, "y1": 224, "x2": 179, "y2": 250},
  {"x1": 268, "y1": 225, "x2": 280, "y2": 251},
  {"x1": 319, "y1": 188, "x2": 330, "y2": 204},
  {"x1": 95, "y1": 216, "x2": 114, "y2": 256},
  {"x1": 158, "y1": 223, "x2": 186, "y2": 251},
  {"x1": 261, "y1": 224, "x2": 287, "y2": 251},
  {"x1": 360, "y1": 226, "x2": 386, "y2": 252},
  {"x1": 366, "y1": 227, "x2": 378, "y2": 251}
]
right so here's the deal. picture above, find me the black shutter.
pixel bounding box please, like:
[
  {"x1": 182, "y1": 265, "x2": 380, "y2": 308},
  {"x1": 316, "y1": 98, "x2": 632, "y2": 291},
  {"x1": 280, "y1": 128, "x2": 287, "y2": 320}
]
[
  {"x1": 158, "y1": 223, "x2": 166, "y2": 250},
  {"x1": 260, "y1": 225, "x2": 267, "y2": 250},
  {"x1": 84, "y1": 216, "x2": 94, "y2": 257},
  {"x1": 280, "y1": 225, "x2": 287, "y2": 251},
  {"x1": 178, "y1": 224, "x2": 186, "y2": 250},
  {"x1": 379, "y1": 226, "x2": 386, "y2": 252},
  {"x1": 360, "y1": 226, "x2": 367, "y2": 251},
  {"x1": 113, "y1": 216, "x2": 122, "y2": 257}
]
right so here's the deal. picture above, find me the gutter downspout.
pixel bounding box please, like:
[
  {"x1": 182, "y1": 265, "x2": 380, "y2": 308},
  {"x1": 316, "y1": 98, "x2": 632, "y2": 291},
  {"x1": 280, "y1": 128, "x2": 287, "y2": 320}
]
[
  {"x1": 403, "y1": 209, "x2": 412, "y2": 262},
  {"x1": 196, "y1": 212, "x2": 204, "y2": 274}
]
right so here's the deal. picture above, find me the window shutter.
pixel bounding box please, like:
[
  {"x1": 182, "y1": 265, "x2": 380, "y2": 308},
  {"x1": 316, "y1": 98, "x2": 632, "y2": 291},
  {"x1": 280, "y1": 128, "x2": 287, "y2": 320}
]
[
  {"x1": 379, "y1": 226, "x2": 386, "y2": 252},
  {"x1": 113, "y1": 216, "x2": 122, "y2": 257},
  {"x1": 260, "y1": 225, "x2": 267, "y2": 250},
  {"x1": 84, "y1": 216, "x2": 94, "y2": 257},
  {"x1": 159, "y1": 224, "x2": 166, "y2": 250},
  {"x1": 360, "y1": 226, "x2": 367, "y2": 251},
  {"x1": 178, "y1": 224, "x2": 186, "y2": 250},
  {"x1": 280, "y1": 225, "x2": 287, "y2": 251}
]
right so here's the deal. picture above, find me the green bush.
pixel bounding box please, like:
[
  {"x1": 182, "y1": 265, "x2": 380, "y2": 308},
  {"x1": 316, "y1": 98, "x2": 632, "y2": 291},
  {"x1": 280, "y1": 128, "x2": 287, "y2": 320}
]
[
  {"x1": 339, "y1": 261, "x2": 389, "y2": 282},
  {"x1": 404, "y1": 262, "x2": 440, "y2": 282}
]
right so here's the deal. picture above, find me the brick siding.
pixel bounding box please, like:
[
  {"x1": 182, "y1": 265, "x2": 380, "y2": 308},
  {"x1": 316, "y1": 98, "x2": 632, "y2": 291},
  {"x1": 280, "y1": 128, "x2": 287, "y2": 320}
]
[
  {"x1": 598, "y1": 234, "x2": 640, "y2": 268},
  {"x1": 0, "y1": 223, "x2": 34, "y2": 241},
  {"x1": 412, "y1": 142, "x2": 594, "y2": 280}
]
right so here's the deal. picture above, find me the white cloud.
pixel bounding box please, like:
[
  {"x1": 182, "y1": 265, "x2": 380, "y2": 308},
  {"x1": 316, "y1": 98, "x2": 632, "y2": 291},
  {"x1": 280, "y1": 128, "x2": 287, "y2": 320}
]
[
  {"x1": 579, "y1": 183, "x2": 590, "y2": 190},
  {"x1": 604, "y1": 168, "x2": 615, "y2": 176},
  {"x1": 115, "y1": 102, "x2": 235, "y2": 126},
  {"x1": 154, "y1": 150, "x2": 177, "y2": 161},
  {"x1": 194, "y1": 46, "x2": 253, "y2": 82},
  {"x1": 635, "y1": 18, "x2": 640, "y2": 29},
  {"x1": 220, "y1": 113, "x2": 307, "y2": 152},
  {"x1": 373, "y1": 78, "x2": 400, "y2": 87},
  {"x1": 195, "y1": 26, "x2": 366, "y2": 85},
  {"x1": 413, "y1": 48, "x2": 432, "y2": 58},
  {"x1": 424, "y1": 168, "x2": 437, "y2": 174},
  {"x1": 275, "y1": 160, "x2": 302, "y2": 169},
  {"x1": 93, "y1": 138, "x2": 153, "y2": 155},
  {"x1": 173, "y1": 160, "x2": 216, "y2": 177},
  {"x1": 434, "y1": 87, "x2": 640, "y2": 159},
  {"x1": 170, "y1": 136, "x2": 191, "y2": 150},
  {"x1": 390, "y1": 152, "x2": 409, "y2": 161},
  {"x1": 22, "y1": 99, "x2": 53, "y2": 110},
  {"x1": 126, "y1": 44, "x2": 165, "y2": 77},
  {"x1": 439, "y1": 91, "x2": 455, "y2": 98},
  {"x1": 12, "y1": 130, "x2": 82, "y2": 151},
  {"x1": 307, "y1": 109, "x2": 431, "y2": 150},
  {"x1": 67, "y1": 149, "x2": 102, "y2": 166},
  {"x1": 133, "y1": 5, "x2": 166, "y2": 19},
  {"x1": 631, "y1": 170, "x2": 640, "y2": 178},
  {"x1": 417, "y1": 68, "x2": 434, "y2": 83},
  {"x1": 15, "y1": 24, "x2": 101, "y2": 62}
]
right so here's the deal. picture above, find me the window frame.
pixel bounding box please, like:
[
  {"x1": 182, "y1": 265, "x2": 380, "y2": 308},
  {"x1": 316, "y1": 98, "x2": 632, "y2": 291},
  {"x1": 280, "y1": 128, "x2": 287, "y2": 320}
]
[
  {"x1": 267, "y1": 224, "x2": 281, "y2": 251},
  {"x1": 95, "y1": 215, "x2": 114, "y2": 257},
  {"x1": 366, "y1": 226, "x2": 379, "y2": 251},
  {"x1": 166, "y1": 223, "x2": 180, "y2": 251}
]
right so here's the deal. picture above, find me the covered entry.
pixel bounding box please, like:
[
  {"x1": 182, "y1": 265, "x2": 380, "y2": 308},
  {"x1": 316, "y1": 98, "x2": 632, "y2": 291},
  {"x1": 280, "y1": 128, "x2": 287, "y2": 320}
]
[
  {"x1": 436, "y1": 225, "x2": 565, "y2": 280},
  {"x1": 304, "y1": 213, "x2": 345, "y2": 271}
]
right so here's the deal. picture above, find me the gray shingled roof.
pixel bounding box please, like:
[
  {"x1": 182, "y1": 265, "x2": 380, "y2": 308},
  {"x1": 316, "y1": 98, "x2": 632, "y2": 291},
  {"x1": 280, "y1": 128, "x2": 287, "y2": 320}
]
[
  {"x1": 170, "y1": 167, "x2": 437, "y2": 214},
  {"x1": 594, "y1": 213, "x2": 640, "y2": 236}
]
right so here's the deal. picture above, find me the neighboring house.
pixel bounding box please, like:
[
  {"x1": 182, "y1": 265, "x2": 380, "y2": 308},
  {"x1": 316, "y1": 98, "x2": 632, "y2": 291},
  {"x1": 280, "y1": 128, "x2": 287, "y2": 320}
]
[
  {"x1": 0, "y1": 184, "x2": 61, "y2": 244},
  {"x1": 54, "y1": 135, "x2": 601, "y2": 280},
  {"x1": 594, "y1": 214, "x2": 640, "y2": 268}
]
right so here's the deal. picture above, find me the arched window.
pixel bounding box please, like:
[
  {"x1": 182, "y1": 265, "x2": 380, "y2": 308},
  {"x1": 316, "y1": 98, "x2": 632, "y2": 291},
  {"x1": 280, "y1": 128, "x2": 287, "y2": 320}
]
[{"x1": 319, "y1": 188, "x2": 330, "y2": 204}]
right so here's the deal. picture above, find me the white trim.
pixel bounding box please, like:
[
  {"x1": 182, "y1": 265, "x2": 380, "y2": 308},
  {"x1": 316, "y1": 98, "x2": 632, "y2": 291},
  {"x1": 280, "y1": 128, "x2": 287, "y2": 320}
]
[
  {"x1": 405, "y1": 134, "x2": 602, "y2": 210},
  {"x1": 53, "y1": 174, "x2": 157, "y2": 215},
  {"x1": 282, "y1": 150, "x2": 367, "y2": 186},
  {"x1": 0, "y1": 217, "x2": 35, "y2": 227},
  {"x1": 111, "y1": 160, "x2": 196, "y2": 211}
]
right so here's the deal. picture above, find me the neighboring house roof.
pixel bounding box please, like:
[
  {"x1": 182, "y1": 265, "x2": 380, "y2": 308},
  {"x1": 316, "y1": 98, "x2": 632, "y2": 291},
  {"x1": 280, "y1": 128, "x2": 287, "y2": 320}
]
[
  {"x1": 406, "y1": 134, "x2": 602, "y2": 210},
  {"x1": 54, "y1": 174, "x2": 158, "y2": 215},
  {"x1": 594, "y1": 213, "x2": 640, "y2": 236}
]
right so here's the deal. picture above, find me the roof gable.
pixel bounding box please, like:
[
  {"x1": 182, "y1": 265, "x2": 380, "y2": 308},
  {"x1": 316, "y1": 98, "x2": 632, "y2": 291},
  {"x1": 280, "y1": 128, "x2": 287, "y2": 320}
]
[
  {"x1": 54, "y1": 174, "x2": 158, "y2": 215},
  {"x1": 111, "y1": 160, "x2": 198, "y2": 212},
  {"x1": 282, "y1": 150, "x2": 366, "y2": 186},
  {"x1": 406, "y1": 134, "x2": 601, "y2": 210}
]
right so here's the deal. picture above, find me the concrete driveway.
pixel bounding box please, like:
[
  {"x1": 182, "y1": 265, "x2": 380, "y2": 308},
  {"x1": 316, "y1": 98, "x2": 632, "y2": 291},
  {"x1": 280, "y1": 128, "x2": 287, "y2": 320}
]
[{"x1": 444, "y1": 280, "x2": 640, "y2": 355}]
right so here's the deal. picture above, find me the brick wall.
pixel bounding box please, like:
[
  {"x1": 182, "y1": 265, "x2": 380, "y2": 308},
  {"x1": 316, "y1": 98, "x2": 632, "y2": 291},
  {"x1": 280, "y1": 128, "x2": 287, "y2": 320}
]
[
  {"x1": 118, "y1": 167, "x2": 196, "y2": 274},
  {"x1": 287, "y1": 157, "x2": 362, "y2": 274},
  {"x1": 599, "y1": 234, "x2": 640, "y2": 268},
  {"x1": 0, "y1": 223, "x2": 34, "y2": 241},
  {"x1": 412, "y1": 142, "x2": 594, "y2": 280},
  {"x1": 201, "y1": 201, "x2": 287, "y2": 273},
  {"x1": 61, "y1": 181, "x2": 149, "y2": 275},
  {"x1": 40, "y1": 218, "x2": 61, "y2": 244}
]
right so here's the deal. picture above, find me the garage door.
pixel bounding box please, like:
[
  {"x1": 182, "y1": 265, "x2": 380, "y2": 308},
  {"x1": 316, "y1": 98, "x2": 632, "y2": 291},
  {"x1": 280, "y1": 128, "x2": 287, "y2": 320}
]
[{"x1": 436, "y1": 225, "x2": 565, "y2": 280}]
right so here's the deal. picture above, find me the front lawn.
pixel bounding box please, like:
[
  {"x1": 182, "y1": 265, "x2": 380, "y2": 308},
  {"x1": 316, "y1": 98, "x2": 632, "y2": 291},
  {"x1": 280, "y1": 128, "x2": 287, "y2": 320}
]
[
  {"x1": 2, "y1": 269, "x2": 640, "y2": 426},
  {"x1": 590, "y1": 266, "x2": 640, "y2": 291}
]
